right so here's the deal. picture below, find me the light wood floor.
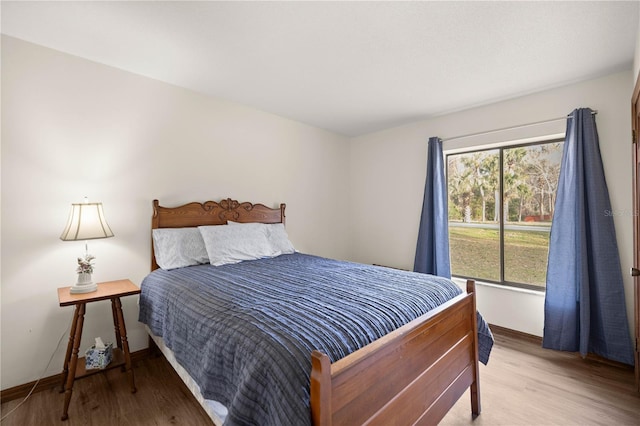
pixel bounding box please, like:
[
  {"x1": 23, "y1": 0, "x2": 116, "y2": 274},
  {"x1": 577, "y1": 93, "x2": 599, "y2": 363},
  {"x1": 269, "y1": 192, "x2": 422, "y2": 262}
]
[
  {"x1": 2, "y1": 331, "x2": 638, "y2": 425},
  {"x1": 441, "y1": 332, "x2": 640, "y2": 426}
]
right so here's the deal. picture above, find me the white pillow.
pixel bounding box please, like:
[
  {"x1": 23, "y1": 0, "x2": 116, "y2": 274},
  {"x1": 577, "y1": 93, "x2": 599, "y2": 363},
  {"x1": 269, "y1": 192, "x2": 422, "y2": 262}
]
[
  {"x1": 199, "y1": 223, "x2": 273, "y2": 266},
  {"x1": 265, "y1": 223, "x2": 295, "y2": 255},
  {"x1": 227, "y1": 221, "x2": 295, "y2": 255},
  {"x1": 152, "y1": 228, "x2": 209, "y2": 270}
]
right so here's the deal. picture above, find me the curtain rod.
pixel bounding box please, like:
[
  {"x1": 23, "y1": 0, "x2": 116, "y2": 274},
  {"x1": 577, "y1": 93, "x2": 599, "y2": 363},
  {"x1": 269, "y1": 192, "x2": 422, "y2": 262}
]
[{"x1": 442, "y1": 110, "x2": 597, "y2": 143}]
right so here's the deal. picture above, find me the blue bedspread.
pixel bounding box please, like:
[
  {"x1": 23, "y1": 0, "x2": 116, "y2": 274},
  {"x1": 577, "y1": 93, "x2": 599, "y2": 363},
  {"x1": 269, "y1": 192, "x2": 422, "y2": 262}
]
[{"x1": 139, "y1": 253, "x2": 493, "y2": 426}]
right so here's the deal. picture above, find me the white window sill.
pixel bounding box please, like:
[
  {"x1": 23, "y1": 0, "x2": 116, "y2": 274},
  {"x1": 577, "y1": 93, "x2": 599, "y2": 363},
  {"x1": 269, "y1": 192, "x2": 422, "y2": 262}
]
[{"x1": 451, "y1": 276, "x2": 546, "y2": 297}]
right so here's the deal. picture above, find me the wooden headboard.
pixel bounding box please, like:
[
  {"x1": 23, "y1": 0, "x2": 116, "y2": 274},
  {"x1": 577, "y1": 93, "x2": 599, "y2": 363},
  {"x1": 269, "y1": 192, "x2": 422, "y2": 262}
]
[{"x1": 151, "y1": 198, "x2": 286, "y2": 270}]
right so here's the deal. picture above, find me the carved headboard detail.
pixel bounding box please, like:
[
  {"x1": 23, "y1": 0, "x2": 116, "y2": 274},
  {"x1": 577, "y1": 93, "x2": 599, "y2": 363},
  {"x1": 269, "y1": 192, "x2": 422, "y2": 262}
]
[{"x1": 151, "y1": 198, "x2": 286, "y2": 270}]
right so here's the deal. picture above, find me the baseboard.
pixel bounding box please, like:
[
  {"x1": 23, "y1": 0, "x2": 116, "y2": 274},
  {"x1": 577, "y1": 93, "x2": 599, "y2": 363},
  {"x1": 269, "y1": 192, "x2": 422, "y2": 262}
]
[
  {"x1": 0, "y1": 348, "x2": 151, "y2": 404},
  {"x1": 488, "y1": 323, "x2": 543, "y2": 345},
  {"x1": 489, "y1": 323, "x2": 633, "y2": 371},
  {"x1": 584, "y1": 352, "x2": 635, "y2": 370},
  {"x1": 0, "y1": 372, "x2": 64, "y2": 405}
]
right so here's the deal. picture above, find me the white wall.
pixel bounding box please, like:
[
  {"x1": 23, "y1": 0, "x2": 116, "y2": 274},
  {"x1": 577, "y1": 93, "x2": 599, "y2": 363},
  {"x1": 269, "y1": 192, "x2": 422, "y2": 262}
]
[
  {"x1": 0, "y1": 36, "x2": 350, "y2": 390},
  {"x1": 349, "y1": 71, "x2": 635, "y2": 338}
]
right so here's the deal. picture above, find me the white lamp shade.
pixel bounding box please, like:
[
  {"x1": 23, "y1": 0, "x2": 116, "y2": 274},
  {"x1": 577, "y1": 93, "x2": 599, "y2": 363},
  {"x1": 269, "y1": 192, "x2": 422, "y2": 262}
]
[{"x1": 60, "y1": 202, "x2": 114, "y2": 241}]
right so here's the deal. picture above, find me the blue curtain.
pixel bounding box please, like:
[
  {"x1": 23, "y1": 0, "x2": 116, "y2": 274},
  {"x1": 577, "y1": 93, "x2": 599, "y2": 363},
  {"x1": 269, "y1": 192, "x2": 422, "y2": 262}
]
[
  {"x1": 543, "y1": 108, "x2": 633, "y2": 365},
  {"x1": 414, "y1": 137, "x2": 451, "y2": 278}
]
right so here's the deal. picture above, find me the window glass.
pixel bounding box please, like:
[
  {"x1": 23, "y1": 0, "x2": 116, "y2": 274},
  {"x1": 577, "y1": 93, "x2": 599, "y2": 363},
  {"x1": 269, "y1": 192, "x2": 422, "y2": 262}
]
[
  {"x1": 448, "y1": 149, "x2": 500, "y2": 282},
  {"x1": 447, "y1": 140, "x2": 563, "y2": 290}
]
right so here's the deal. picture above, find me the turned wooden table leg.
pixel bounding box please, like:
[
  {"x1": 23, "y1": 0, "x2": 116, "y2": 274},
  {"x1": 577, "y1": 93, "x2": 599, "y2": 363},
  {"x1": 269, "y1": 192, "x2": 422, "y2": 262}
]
[
  {"x1": 111, "y1": 298, "x2": 124, "y2": 371},
  {"x1": 113, "y1": 297, "x2": 136, "y2": 393},
  {"x1": 111, "y1": 299, "x2": 123, "y2": 351},
  {"x1": 59, "y1": 304, "x2": 81, "y2": 393},
  {"x1": 61, "y1": 303, "x2": 86, "y2": 421}
]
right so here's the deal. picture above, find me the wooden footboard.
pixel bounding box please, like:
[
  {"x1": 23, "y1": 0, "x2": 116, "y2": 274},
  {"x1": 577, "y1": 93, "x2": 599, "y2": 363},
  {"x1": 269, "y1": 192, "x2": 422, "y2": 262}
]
[{"x1": 310, "y1": 279, "x2": 480, "y2": 425}]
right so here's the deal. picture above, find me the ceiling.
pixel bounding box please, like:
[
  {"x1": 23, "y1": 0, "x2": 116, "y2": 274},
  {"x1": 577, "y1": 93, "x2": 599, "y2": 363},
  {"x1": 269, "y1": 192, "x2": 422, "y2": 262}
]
[{"x1": 2, "y1": 1, "x2": 639, "y2": 136}]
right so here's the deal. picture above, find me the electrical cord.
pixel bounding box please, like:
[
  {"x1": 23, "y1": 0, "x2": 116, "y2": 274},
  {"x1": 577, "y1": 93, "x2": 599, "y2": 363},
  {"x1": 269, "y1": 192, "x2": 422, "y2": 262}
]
[{"x1": 0, "y1": 323, "x2": 71, "y2": 422}]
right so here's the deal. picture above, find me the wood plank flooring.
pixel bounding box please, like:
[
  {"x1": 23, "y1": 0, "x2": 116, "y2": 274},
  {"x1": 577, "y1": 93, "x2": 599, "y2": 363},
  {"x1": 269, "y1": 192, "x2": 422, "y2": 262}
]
[
  {"x1": 1, "y1": 353, "x2": 212, "y2": 426},
  {"x1": 2, "y1": 330, "x2": 638, "y2": 425},
  {"x1": 441, "y1": 332, "x2": 640, "y2": 426}
]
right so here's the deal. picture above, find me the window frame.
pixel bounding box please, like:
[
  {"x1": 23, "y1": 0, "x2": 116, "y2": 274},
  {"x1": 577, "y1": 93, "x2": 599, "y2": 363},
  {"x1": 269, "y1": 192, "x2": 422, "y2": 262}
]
[{"x1": 446, "y1": 137, "x2": 565, "y2": 292}]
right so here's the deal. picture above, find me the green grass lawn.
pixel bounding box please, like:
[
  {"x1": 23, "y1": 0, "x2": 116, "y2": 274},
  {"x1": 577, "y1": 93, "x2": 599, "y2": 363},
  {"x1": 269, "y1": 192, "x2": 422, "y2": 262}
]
[{"x1": 449, "y1": 226, "x2": 549, "y2": 288}]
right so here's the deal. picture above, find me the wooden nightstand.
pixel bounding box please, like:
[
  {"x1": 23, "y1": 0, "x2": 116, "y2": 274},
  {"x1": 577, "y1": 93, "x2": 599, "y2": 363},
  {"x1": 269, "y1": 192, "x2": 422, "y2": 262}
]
[{"x1": 57, "y1": 279, "x2": 140, "y2": 421}]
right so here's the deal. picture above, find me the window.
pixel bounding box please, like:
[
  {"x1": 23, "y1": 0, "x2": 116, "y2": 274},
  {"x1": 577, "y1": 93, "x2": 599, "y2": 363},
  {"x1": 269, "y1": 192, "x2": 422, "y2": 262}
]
[{"x1": 446, "y1": 139, "x2": 564, "y2": 290}]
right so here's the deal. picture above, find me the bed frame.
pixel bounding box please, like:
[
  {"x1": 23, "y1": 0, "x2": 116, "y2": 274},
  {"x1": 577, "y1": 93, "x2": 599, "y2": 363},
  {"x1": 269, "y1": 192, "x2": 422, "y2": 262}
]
[{"x1": 151, "y1": 198, "x2": 481, "y2": 425}]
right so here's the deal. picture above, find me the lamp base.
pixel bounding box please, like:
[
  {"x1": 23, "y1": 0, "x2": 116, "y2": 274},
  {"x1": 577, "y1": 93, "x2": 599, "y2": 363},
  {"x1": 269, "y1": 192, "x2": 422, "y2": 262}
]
[
  {"x1": 70, "y1": 273, "x2": 98, "y2": 293},
  {"x1": 69, "y1": 282, "x2": 98, "y2": 293}
]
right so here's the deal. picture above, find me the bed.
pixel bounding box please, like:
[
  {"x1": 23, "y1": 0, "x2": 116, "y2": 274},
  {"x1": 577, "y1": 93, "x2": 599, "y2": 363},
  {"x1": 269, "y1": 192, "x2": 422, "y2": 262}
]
[{"x1": 139, "y1": 198, "x2": 493, "y2": 425}]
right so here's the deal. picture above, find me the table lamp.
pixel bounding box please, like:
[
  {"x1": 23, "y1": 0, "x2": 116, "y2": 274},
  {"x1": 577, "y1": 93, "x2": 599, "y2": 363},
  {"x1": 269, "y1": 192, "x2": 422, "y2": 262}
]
[{"x1": 60, "y1": 198, "x2": 114, "y2": 293}]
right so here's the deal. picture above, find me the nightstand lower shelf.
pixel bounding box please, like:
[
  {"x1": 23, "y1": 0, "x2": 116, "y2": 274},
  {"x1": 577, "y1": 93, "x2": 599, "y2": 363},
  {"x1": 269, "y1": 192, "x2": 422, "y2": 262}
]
[{"x1": 74, "y1": 348, "x2": 126, "y2": 379}]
